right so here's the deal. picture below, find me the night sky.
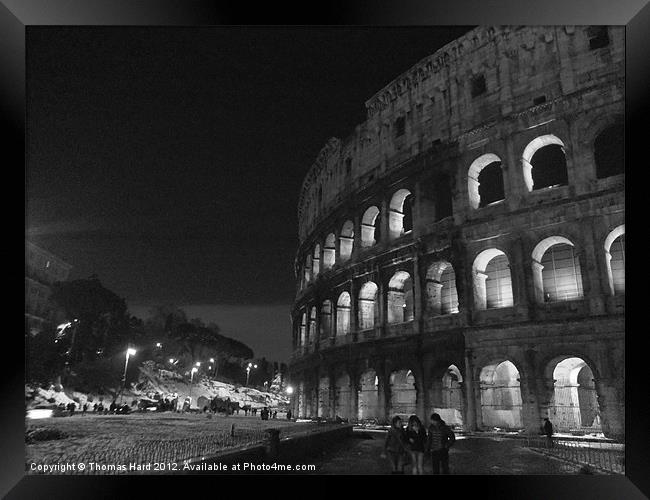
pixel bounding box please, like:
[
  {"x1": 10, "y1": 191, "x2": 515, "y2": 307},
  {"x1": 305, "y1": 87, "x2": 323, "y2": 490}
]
[{"x1": 26, "y1": 26, "x2": 472, "y2": 362}]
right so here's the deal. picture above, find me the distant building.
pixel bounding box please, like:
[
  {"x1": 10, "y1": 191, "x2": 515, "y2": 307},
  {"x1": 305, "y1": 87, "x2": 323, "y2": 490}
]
[{"x1": 25, "y1": 241, "x2": 73, "y2": 335}]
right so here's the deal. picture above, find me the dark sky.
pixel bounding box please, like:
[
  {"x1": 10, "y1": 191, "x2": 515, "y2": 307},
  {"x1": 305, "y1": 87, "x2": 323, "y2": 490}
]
[{"x1": 26, "y1": 26, "x2": 472, "y2": 362}]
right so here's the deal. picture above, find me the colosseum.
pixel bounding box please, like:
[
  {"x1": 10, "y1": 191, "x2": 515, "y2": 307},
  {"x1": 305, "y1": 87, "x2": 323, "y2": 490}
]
[{"x1": 288, "y1": 26, "x2": 624, "y2": 440}]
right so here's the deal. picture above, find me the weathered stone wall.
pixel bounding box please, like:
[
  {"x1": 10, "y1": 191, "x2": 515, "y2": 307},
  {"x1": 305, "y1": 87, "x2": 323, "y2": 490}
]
[{"x1": 290, "y1": 26, "x2": 624, "y2": 440}]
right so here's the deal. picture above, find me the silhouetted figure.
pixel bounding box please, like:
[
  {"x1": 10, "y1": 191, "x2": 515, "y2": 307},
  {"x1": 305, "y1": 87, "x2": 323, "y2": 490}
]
[
  {"x1": 93, "y1": 403, "x2": 98, "y2": 413},
  {"x1": 427, "y1": 413, "x2": 455, "y2": 474},
  {"x1": 384, "y1": 416, "x2": 407, "y2": 474},
  {"x1": 82, "y1": 403, "x2": 88, "y2": 416},
  {"x1": 286, "y1": 410, "x2": 292, "y2": 420},
  {"x1": 273, "y1": 411, "x2": 277, "y2": 419},
  {"x1": 544, "y1": 418, "x2": 554, "y2": 448},
  {"x1": 67, "y1": 402, "x2": 75, "y2": 416},
  {"x1": 109, "y1": 401, "x2": 117, "y2": 414},
  {"x1": 405, "y1": 415, "x2": 427, "y2": 475}
]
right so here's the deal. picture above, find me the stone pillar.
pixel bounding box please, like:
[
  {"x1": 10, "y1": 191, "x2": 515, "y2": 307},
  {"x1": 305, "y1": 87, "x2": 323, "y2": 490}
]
[
  {"x1": 378, "y1": 275, "x2": 387, "y2": 337},
  {"x1": 519, "y1": 375, "x2": 543, "y2": 435},
  {"x1": 412, "y1": 254, "x2": 422, "y2": 335},
  {"x1": 349, "y1": 280, "x2": 358, "y2": 339},
  {"x1": 413, "y1": 361, "x2": 426, "y2": 422},
  {"x1": 349, "y1": 369, "x2": 360, "y2": 423},
  {"x1": 595, "y1": 377, "x2": 625, "y2": 441},
  {"x1": 463, "y1": 351, "x2": 478, "y2": 431},
  {"x1": 555, "y1": 26, "x2": 576, "y2": 95},
  {"x1": 328, "y1": 370, "x2": 337, "y2": 419},
  {"x1": 376, "y1": 363, "x2": 390, "y2": 424},
  {"x1": 380, "y1": 198, "x2": 390, "y2": 244},
  {"x1": 582, "y1": 223, "x2": 607, "y2": 315},
  {"x1": 412, "y1": 180, "x2": 422, "y2": 239}
]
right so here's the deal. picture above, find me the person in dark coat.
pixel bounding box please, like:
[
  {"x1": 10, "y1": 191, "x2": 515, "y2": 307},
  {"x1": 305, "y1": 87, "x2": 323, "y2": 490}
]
[
  {"x1": 286, "y1": 409, "x2": 292, "y2": 420},
  {"x1": 543, "y1": 418, "x2": 554, "y2": 448},
  {"x1": 82, "y1": 403, "x2": 88, "y2": 416},
  {"x1": 426, "y1": 413, "x2": 455, "y2": 474},
  {"x1": 383, "y1": 416, "x2": 408, "y2": 474},
  {"x1": 404, "y1": 415, "x2": 427, "y2": 475}
]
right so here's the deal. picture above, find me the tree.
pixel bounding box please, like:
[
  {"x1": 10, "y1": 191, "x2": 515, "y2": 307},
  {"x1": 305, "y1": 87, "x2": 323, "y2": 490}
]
[{"x1": 49, "y1": 276, "x2": 132, "y2": 364}]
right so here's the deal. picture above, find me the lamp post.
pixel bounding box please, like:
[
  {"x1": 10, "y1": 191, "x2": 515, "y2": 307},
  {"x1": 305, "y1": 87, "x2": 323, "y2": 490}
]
[
  {"x1": 246, "y1": 363, "x2": 257, "y2": 386},
  {"x1": 120, "y1": 347, "x2": 136, "y2": 404}
]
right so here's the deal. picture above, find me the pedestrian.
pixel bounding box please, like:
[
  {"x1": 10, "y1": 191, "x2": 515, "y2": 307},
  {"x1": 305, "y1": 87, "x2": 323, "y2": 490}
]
[
  {"x1": 286, "y1": 409, "x2": 292, "y2": 420},
  {"x1": 82, "y1": 403, "x2": 88, "y2": 416},
  {"x1": 404, "y1": 415, "x2": 427, "y2": 475},
  {"x1": 383, "y1": 416, "x2": 408, "y2": 474},
  {"x1": 273, "y1": 410, "x2": 277, "y2": 419},
  {"x1": 93, "y1": 402, "x2": 98, "y2": 413},
  {"x1": 426, "y1": 413, "x2": 455, "y2": 474},
  {"x1": 543, "y1": 418, "x2": 554, "y2": 448}
]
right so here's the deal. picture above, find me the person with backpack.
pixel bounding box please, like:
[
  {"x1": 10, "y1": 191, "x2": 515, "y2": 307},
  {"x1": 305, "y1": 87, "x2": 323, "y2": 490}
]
[
  {"x1": 426, "y1": 412, "x2": 455, "y2": 474},
  {"x1": 382, "y1": 416, "x2": 408, "y2": 474}
]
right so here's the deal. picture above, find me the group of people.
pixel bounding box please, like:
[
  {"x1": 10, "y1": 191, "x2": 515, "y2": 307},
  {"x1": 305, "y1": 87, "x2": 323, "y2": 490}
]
[{"x1": 383, "y1": 413, "x2": 456, "y2": 475}]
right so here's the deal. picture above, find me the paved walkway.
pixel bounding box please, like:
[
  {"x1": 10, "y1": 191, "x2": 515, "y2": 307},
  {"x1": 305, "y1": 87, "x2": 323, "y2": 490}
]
[{"x1": 314, "y1": 432, "x2": 583, "y2": 475}]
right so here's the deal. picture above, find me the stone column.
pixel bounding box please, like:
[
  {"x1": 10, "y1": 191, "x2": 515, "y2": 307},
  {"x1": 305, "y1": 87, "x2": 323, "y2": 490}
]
[
  {"x1": 463, "y1": 351, "x2": 478, "y2": 431},
  {"x1": 595, "y1": 377, "x2": 625, "y2": 441},
  {"x1": 519, "y1": 375, "x2": 543, "y2": 435},
  {"x1": 349, "y1": 280, "x2": 358, "y2": 340},
  {"x1": 329, "y1": 370, "x2": 337, "y2": 419},
  {"x1": 348, "y1": 368, "x2": 360, "y2": 423},
  {"x1": 413, "y1": 361, "x2": 426, "y2": 422},
  {"x1": 376, "y1": 362, "x2": 390, "y2": 424},
  {"x1": 380, "y1": 198, "x2": 390, "y2": 244},
  {"x1": 378, "y1": 274, "x2": 387, "y2": 337},
  {"x1": 412, "y1": 253, "x2": 422, "y2": 335}
]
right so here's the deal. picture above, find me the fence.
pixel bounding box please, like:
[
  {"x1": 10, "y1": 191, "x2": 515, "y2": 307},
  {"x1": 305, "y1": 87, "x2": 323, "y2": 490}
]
[{"x1": 524, "y1": 436, "x2": 625, "y2": 474}]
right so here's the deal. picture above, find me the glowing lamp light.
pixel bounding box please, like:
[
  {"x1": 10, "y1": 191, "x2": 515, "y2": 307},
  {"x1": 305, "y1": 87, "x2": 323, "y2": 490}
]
[
  {"x1": 127, "y1": 348, "x2": 136, "y2": 356},
  {"x1": 286, "y1": 386, "x2": 294, "y2": 395},
  {"x1": 195, "y1": 362, "x2": 201, "y2": 367},
  {"x1": 169, "y1": 358, "x2": 175, "y2": 364},
  {"x1": 27, "y1": 409, "x2": 53, "y2": 419},
  {"x1": 209, "y1": 358, "x2": 214, "y2": 363},
  {"x1": 191, "y1": 367, "x2": 198, "y2": 374},
  {"x1": 155, "y1": 342, "x2": 162, "y2": 348}
]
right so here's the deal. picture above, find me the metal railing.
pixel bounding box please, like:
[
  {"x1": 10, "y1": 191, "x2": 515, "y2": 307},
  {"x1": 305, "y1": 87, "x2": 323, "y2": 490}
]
[{"x1": 524, "y1": 436, "x2": 625, "y2": 474}]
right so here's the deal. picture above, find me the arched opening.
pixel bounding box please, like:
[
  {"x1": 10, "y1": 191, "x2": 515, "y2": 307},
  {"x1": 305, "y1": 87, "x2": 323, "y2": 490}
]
[
  {"x1": 361, "y1": 206, "x2": 380, "y2": 247},
  {"x1": 595, "y1": 123, "x2": 624, "y2": 179},
  {"x1": 549, "y1": 357, "x2": 602, "y2": 434},
  {"x1": 339, "y1": 220, "x2": 354, "y2": 262},
  {"x1": 437, "y1": 365, "x2": 464, "y2": 427},
  {"x1": 389, "y1": 369, "x2": 417, "y2": 417},
  {"x1": 479, "y1": 360, "x2": 523, "y2": 430},
  {"x1": 303, "y1": 255, "x2": 312, "y2": 285},
  {"x1": 387, "y1": 271, "x2": 414, "y2": 324},
  {"x1": 312, "y1": 244, "x2": 321, "y2": 278},
  {"x1": 320, "y1": 300, "x2": 332, "y2": 339},
  {"x1": 604, "y1": 225, "x2": 625, "y2": 296},
  {"x1": 522, "y1": 135, "x2": 568, "y2": 191},
  {"x1": 358, "y1": 282, "x2": 378, "y2": 330},
  {"x1": 357, "y1": 369, "x2": 379, "y2": 421},
  {"x1": 473, "y1": 249, "x2": 514, "y2": 310},
  {"x1": 532, "y1": 237, "x2": 584, "y2": 303},
  {"x1": 468, "y1": 154, "x2": 505, "y2": 209},
  {"x1": 335, "y1": 373, "x2": 351, "y2": 420},
  {"x1": 336, "y1": 292, "x2": 351, "y2": 336},
  {"x1": 389, "y1": 189, "x2": 414, "y2": 239},
  {"x1": 425, "y1": 261, "x2": 459, "y2": 315},
  {"x1": 299, "y1": 311, "x2": 307, "y2": 347},
  {"x1": 318, "y1": 376, "x2": 330, "y2": 418},
  {"x1": 308, "y1": 306, "x2": 317, "y2": 344},
  {"x1": 323, "y1": 233, "x2": 336, "y2": 270}
]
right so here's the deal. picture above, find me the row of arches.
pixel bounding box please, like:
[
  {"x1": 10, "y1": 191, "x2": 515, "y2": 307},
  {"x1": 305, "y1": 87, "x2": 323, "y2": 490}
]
[
  {"x1": 298, "y1": 355, "x2": 606, "y2": 435},
  {"x1": 301, "y1": 126, "x2": 623, "y2": 288},
  {"x1": 296, "y1": 227, "x2": 624, "y2": 345}
]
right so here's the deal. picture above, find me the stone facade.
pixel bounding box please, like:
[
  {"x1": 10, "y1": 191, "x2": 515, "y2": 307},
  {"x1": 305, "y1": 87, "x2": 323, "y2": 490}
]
[{"x1": 289, "y1": 26, "x2": 624, "y2": 440}]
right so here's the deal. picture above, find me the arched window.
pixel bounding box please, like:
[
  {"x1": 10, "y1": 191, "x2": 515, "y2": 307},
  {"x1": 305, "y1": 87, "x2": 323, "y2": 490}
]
[
  {"x1": 339, "y1": 220, "x2": 354, "y2": 262},
  {"x1": 532, "y1": 236, "x2": 584, "y2": 303},
  {"x1": 358, "y1": 282, "x2": 378, "y2": 330},
  {"x1": 323, "y1": 233, "x2": 336, "y2": 270},
  {"x1": 308, "y1": 306, "x2": 317, "y2": 343},
  {"x1": 473, "y1": 249, "x2": 514, "y2": 310},
  {"x1": 336, "y1": 292, "x2": 351, "y2": 336},
  {"x1": 468, "y1": 154, "x2": 505, "y2": 209},
  {"x1": 479, "y1": 360, "x2": 523, "y2": 430},
  {"x1": 312, "y1": 245, "x2": 321, "y2": 279},
  {"x1": 300, "y1": 311, "x2": 307, "y2": 346},
  {"x1": 522, "y1": 135, "x2": 568, "y2": 191},
  {"x1": 361, "y1": 206, "x2": 380, "y2": 247},
  {"x1": 387, "y1": 271, "x2": 414, "y2": 323},
  {"x1": 320, "y1": 300, "x2": 332, "y2": 339},
  {"x1": 388, "y1": 189, "x2": 414, "y2": 239},
  {"x1": 425, "y1": 261, "x2": 459, "y2": 315},
  {"x1": 595, "y1": 123, "x2": 624, "y2": 179},
  {"x1": 604, "y1": 225, "x2": 625, "y2": 295},
  {"x1": 304, "y1": 255, "x2": 312, "y2": 285}
]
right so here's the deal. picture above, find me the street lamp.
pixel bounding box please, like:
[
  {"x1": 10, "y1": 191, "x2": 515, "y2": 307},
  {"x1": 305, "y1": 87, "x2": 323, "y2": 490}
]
[
  {"x1": 120, "y1": 347, "x2": 136, "y2": 403},
  {"x1": 245, "y1": 363, "x2": 257, "y2": 386},
  {"x1": 155, "y1": 342, "x2": 162, "y2": 348},
  {"x1": 286, "y1": 386, "x2": 294, "y2": 395}
]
